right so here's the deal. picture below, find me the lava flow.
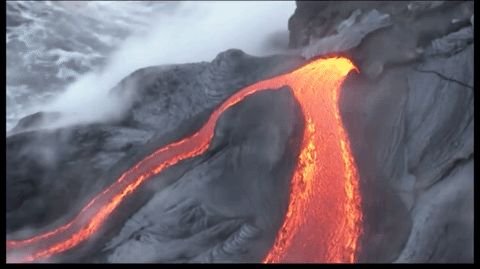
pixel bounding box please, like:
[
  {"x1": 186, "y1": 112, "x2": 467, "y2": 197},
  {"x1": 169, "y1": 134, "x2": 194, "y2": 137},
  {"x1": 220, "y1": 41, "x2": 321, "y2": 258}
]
[{"x1": 6, "y1": 57, "x2": 362, "y2": 263}]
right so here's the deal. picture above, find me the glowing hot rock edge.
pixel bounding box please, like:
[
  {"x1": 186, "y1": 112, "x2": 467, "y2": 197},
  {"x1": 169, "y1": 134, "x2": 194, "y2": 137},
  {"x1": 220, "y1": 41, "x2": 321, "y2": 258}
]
[{"x1": 7, "y1": 57, "x2": 362, "y2": 263}]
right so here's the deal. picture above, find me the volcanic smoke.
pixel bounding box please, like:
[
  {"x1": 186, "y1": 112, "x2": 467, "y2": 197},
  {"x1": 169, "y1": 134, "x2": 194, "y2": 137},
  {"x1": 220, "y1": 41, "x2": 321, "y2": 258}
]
[{"x1": 7, "y1": 57, "x2": 362, "y2": 263}]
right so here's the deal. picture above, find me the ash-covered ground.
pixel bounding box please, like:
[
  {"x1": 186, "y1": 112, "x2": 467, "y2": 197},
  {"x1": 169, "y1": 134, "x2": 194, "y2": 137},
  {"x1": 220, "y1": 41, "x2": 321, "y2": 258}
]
[{"x1": 6, "y1": 1, "x2": 474, "y2": 263}]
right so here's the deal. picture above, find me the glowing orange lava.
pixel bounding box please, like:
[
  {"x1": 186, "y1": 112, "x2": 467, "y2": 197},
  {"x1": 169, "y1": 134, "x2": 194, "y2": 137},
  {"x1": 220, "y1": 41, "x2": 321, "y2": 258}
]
[{"x1": 6, "y1": 57, "x2": 362, "y2": 263}]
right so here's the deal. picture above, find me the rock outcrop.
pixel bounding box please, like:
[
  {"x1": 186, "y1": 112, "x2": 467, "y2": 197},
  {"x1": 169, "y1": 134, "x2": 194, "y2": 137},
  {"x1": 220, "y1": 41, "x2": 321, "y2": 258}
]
[
  {"x1": 288, "y1": 0, "x2": 473, "y2": 263},
  {"x1": 6, "y1": 52, "x2": 305, "y2": 262},
  {"x1": 6, "y1": 1, "x2": 474, "y2": 263}
]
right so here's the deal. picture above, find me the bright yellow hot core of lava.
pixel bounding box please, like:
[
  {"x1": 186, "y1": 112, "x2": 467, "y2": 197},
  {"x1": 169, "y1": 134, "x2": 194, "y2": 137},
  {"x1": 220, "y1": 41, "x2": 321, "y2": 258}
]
[{"x1": 7, "y1": 57, "x2": 362, "y2": 263}]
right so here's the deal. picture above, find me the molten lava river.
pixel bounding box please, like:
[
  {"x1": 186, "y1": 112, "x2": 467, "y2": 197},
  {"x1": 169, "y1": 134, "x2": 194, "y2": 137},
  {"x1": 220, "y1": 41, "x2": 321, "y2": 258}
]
[{"x1": 6, "y1": 57, "x2": 362, "y2": 263}]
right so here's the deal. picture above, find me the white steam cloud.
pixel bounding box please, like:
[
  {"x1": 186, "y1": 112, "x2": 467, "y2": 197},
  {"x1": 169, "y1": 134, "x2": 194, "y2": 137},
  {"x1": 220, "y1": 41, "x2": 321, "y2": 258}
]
[{"x1": 38, "y1": 1, "x2": 295, "y2": 129}]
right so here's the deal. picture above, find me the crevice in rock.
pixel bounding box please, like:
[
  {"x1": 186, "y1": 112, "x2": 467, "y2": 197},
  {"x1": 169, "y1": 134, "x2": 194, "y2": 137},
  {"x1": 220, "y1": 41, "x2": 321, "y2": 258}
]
[
  {"x1": 423, "y1": 152, "x2": 473, "y2": 192},
  {"x1": 412, "y1": 67, "x2": 473, "y2": 90}
]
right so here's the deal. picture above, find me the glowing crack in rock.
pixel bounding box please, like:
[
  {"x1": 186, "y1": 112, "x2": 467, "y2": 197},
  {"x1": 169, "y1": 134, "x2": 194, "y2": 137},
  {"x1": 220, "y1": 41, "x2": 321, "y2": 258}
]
[{"x1": 6, "y1": 57, "x2": 362, "y2": 263}]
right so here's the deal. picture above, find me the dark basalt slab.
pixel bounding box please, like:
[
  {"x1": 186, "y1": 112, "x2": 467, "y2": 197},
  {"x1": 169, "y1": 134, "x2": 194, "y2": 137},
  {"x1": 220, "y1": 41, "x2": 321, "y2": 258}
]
[
  {"x1": 6, "y1": 51, "x2": 305, "y2": 262},
  {"x1": 7, "y1": 1, "x2": 474, "y2": 262}
]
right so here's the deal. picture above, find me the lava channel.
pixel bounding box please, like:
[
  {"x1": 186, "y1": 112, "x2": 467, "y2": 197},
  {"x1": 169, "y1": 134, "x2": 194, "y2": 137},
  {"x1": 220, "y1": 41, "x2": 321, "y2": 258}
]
[{"x1": 6, "y1": 57, "x2": 362, "y2": 263}]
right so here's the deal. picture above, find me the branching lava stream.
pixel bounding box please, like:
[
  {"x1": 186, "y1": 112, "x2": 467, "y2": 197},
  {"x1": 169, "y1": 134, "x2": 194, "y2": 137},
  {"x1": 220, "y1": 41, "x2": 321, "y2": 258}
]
[{"x1": 6, "y1": 57, "x2": 362, "y2": 263}]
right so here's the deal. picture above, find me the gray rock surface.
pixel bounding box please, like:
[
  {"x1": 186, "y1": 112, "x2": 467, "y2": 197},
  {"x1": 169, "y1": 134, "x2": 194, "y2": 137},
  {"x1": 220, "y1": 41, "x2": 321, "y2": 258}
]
[
  {"x1": 6, "y1": 1, "x2": 474, "y2": 263},
  {"x1": 6, "y1": 51, "x2": 305, "y2": 262},
  {"x1": 100, "y1": 88, "x2": 303, "y2": 263},
  {"x1": 288, "y1": 0, "x2": 473, "y2": 263},
  {"x1": 298, "y1": 9, "x2": 393, "y2": 59}
]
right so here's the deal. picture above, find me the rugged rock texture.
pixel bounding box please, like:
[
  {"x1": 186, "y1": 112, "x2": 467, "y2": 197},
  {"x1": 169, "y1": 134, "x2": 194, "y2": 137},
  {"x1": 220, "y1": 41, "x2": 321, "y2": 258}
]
[
  {"x1": 99, "y1": 88, "x2": 303, "y2": 263},
  {"x1": 6, "y1": 51, "x2": 305, "y2": 262},
  {"x1": 6, "y1": 1, "x2": 474, "y2": 263},
  {"x1": 288, "y1": 0, "x2": 473, "y2": 263}
]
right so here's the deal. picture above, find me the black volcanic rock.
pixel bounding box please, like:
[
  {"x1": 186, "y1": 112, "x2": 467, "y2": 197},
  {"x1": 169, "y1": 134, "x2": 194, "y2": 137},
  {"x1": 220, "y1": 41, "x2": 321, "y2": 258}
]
[
  {"x1": 6, "y1": 1, "x2": 474, "y2": 263},
  {"x1": 288, "y1": 0, "x2": 473, "y2": 263},
  {"x1": 6, "y1": 51, "x2": 305, "y2": 262},
  {"x1": 97, "y1": 88, "x2": 303, "y2": 263},
  {"x1": 10, "y1": 111, "x2": 63, "y2": 133}
]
